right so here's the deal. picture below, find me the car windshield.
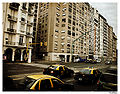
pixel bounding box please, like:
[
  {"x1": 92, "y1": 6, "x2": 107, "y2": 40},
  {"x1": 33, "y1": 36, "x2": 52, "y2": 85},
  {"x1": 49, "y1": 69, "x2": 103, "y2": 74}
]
[
  {"x1": 48, "y1": 65, "x2": 58, "y2": 70},
  {"x1": 100, "y1": 74, "x2": 117, "y2": 84},
  {"x1": 23, "y1": 77, "x2": 37, "y2": 89},
  {"x1": 80, "y1": 69, "x2": 91, "y2": 74}
]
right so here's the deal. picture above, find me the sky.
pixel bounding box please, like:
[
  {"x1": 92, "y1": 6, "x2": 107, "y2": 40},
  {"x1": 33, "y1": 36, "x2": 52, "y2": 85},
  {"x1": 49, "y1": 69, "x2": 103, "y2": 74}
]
[{"x1": 90, "y1": 2, "x2": 117, "y2": 35}]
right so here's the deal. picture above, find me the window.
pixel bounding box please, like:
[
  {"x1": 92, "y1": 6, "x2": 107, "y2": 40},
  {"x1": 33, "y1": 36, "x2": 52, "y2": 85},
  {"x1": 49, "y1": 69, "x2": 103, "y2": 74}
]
[
  {"x1": 61, "y1": 24, "x2": 65, "y2": 27},
  {"x1": 40, "y1": 79, "x2": 51, "y2": 90},
  {"x1": 62, "y1": 13, "x2": 66, "y2": 16},
  {"x1": 61, "y1": 30, "x2": 65, "y2": 33},
  {"x1": 62, "y1": 18, "x2": 66, "y2": 22},
  {"x1": 35, "y1": 81, "x2": 39, "y2": 90},
  {"x1": 68, "y1": 30, "x2": 71, "y2": 35},
  {"x1": 68, "y1": 19, "x2": 71, "y2": 24},
  {"x1": 19, "y1": 36, "x2": 23, "y2": 45},
  {"x1": 51, "y1": 79, "x2": 63, "y2": 87},
  {"x1": 55, "y1": 30, "x2": 58, "y2": 33}
]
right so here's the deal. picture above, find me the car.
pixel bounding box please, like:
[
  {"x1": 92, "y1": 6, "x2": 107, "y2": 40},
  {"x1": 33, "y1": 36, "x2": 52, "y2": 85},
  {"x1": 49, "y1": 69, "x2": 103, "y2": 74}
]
[
  {"x1": 85, "y1": 59, "x2": 93, "y2": 63},
  {"x1": 74, "y1": 68, "x2": 101, "y2": 83},
  {"x1": 43, "y1": 64, "x2": 74, "y2": 78},
  {"x1": 97, "y1": 73, "x2": 117, "y2": 91},
  {"x1": 18, "y1": 74, "x2": 74, "y2": 91},
  {"x1": 97, "y1": 66, "x2": 117, "y2": 91},
  {"x1": 74, "y1": 58, "x2": 80, "y2": 63}
]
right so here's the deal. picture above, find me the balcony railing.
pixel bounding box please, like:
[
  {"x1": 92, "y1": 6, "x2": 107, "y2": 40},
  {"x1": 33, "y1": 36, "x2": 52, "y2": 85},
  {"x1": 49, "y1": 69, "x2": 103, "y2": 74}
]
[
  {"x1": 8, "y1": 14, "x2": 18, "y2": 22},
  {"x1": 7, "y1": 28, "x2": 17, "y2": 34},
  {"x1": 9, "y1": 3, "x2": 20, "y2": 11},
  {"x1": 26, "y1": 32, "x2": 33, "y2": 37},
  {"x1": 6, "y1": 41, "x2": 16, "y2": 45}
]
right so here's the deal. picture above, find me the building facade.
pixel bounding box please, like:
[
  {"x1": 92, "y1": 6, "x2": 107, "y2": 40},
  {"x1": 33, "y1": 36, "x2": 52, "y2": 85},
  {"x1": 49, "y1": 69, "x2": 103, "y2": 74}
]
[
  {"x1": 37, "y1": 2, "x2": 91, "y2": 62},
  {"x1": 2, "y1": 3, "x2": 35, "y2": 63}
]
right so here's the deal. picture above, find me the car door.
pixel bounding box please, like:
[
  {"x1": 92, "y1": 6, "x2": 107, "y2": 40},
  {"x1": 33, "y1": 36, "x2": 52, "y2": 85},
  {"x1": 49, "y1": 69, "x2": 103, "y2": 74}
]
[
  {"x1": 51, "y1": 78, "x2": 63, "y2": 90},
  {"x1": 40, "y1": 79, "x2": 52, "y2": 91}
]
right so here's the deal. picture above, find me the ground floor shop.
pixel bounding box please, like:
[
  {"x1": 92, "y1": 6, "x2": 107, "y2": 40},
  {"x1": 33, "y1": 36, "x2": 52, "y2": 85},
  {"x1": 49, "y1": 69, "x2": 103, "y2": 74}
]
[{"x1": 3, "y1": 47, "x2": 32, "y2": 63}]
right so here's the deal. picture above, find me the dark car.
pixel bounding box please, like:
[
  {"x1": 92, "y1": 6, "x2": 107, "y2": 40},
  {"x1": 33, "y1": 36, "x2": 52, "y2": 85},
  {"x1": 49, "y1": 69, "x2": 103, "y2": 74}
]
[
  {"x1": 97, "y1": 66, "x2": 117, "y2": 91},
  {"x1": 74, "y1": 68, "x2": 101, "y2": 83},
  {"x1": 97, "y1": 73, "x2": 117, "y2": 91},
  {"x1": 43, "y1": 64, "x2": 74, "y2": 78},
  {"x1": 17, "y1": 74, "x2": 74, "y2": 91}
]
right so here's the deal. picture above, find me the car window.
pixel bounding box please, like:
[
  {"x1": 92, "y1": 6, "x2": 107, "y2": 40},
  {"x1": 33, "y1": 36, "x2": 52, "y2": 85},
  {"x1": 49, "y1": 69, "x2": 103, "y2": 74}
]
[
  {"x1": 49, "y1": 65, "x2": 58, "y2": 70},
  {"x1": 80, "y1": 69, "x2": 91, "y2": 74},
  {"x1": 40, "y1": 79, "x2": 52, "y2": 90},
  {"x1": 51, "y1": 79, "x2": 63, "y2": 89},
  {"x1": 35, "y1": 81, "x2": 39, "y2": 90},
  {"x1": 59, "y1": 67, "x2": 63, "y2": 71},
  {"x1": 23, "y1": 77, "x2": 37, "y2": 89}
]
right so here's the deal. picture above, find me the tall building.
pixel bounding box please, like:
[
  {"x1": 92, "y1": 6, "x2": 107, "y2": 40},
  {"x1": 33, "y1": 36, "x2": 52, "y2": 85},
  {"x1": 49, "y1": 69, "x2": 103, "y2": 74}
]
[
  {"x1": 2, "y1": 3, "x2": 35, "y2": 63},
  {"x1": 112, "y1": 32, "x2": 117, "y2": 62},
  {"x1": 37, "y1": 2, "x2": 91, "y2": 62}
]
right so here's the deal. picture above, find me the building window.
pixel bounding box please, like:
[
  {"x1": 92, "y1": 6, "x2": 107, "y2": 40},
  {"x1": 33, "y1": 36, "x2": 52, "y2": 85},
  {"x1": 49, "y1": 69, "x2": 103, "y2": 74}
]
[
  {"x1": 61, "y1": 30, "x2": 65, "y2": 33},
  {"x1": 62, "y1": 13, "x2": 66, "y2": 16},
  {"x1": 62, "y1": 24, "x2": 65, "y2": 27},
  {"x1": 55, "y1": 30, "x2": 58, "y2": 33},
  {"x1": 62, "y1": 18, "x2": 66, "y2": 22},
  {"x1": 68, "y1": 30, "x2": 71, "y2": 35},
  {"x1": 19, "y1": 36, "x2": 23, "y2": 45},
  {"x1": 68, "y1": 19, "x2": 71, "y2": 24}
]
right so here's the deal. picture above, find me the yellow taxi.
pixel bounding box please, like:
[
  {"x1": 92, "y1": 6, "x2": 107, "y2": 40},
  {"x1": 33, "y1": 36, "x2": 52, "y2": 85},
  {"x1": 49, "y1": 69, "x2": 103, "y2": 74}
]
[
  {"x1": 74, "y1": 67, "x2": 101, "y2": 83},
  {"x1": 43, "y1": 64, "x2": 74, "y2": 78},
  {"x1": 18, "y1": 74, "x2": 74, "y2": 91}
]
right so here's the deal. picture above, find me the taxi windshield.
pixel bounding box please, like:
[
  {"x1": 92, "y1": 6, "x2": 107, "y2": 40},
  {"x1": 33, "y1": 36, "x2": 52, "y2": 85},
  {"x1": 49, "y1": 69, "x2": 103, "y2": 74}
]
[
  {"x1": 80, "y1": 69, "x2": 91, "y2": 74},
  {"x1": 48, "y1": 65, "x2": 58, "y2": 70},
  {"x1": 23, "y1": 77, "x2": 37, "y2": 89}
]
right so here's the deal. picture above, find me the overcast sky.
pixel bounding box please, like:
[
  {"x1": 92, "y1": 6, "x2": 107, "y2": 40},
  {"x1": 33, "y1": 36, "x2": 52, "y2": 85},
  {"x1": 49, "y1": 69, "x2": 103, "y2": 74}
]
[{"x1": 89, "y1": 3, "x2": 117, "y2": 35}]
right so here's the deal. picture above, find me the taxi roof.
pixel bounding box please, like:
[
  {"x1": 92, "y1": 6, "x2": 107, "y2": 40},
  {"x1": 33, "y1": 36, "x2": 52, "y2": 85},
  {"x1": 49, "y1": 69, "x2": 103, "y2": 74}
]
[
  {"x1": 82, "y1": 67, "x2": 98, "y2": 70},
  {"x1": 51, "y1": 64, "x2": 65, "y2": 67},
  {"x1": 27, "y1": 74, "x2": 56, "y2": 80}
]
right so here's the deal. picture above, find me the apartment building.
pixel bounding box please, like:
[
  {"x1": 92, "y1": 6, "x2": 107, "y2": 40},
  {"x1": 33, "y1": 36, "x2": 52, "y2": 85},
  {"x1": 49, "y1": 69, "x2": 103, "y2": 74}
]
[
  {"x1": 37, "y1": 2, "x2": 91, "y2": 62},
  {"x1": 112, "y1": 32, "x2": 117, "y2": 62},
  {"x1": 2, "y1": 3, "x2": 35, "y2": 63},
  {"x1": 108, "y1": 25, "x2": 113, "y2": 61}
]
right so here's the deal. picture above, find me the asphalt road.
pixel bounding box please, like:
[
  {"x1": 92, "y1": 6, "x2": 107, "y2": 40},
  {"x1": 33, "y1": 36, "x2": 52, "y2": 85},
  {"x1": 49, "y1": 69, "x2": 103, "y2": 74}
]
[{"x1": 3, "y1": 62, "x2": 116, "y2": 91}]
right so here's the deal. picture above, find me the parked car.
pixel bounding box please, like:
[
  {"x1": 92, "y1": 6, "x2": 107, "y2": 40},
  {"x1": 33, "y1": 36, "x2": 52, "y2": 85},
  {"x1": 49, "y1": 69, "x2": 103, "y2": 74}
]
[
  {"x1": 18, "y1": 74, "x2": 74, "y2": 91},
  {"x1": 74, "y1": 68, "x2": 101, "y2": 83},
  {"x1": 74, "y1": 58, "x2": 80, "y2": 63},
  {"x1": 85, "y1": 59, "x2": 93, "y2": 63},
  {"x1": 97, "y1": 73, "x2": 117, "y2": 91},
  {"x1": 43, "y1": 64, "x2": 74, "y2": 78}
]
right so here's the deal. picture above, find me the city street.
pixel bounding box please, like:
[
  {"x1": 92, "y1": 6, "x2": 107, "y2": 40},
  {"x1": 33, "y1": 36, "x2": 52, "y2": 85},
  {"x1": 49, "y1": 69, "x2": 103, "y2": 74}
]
[{"x1": 3, "y1": 61, "x2": 116, "y2": 91}]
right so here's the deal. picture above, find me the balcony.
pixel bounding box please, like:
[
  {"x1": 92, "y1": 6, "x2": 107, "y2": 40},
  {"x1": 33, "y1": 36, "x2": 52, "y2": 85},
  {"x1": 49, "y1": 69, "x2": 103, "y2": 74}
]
[
  {"x1": 9, "y1": 3, "x2": 20, "y2": 11},
  {"x1": 26, "y1": 32, "x2": 33, "y2": 37},
  {"x1": 8, "y1": 14, "x2": 18, "y2": 22},
  {"x1": 27, "y1": 21, "x2": 33, "y2": 26},
  {"x1": 6, "y1": 41, "x2": 16, "y2": 46},
  {"x1": 7, "y1": 28, "x2": 17, "y2": 34}
]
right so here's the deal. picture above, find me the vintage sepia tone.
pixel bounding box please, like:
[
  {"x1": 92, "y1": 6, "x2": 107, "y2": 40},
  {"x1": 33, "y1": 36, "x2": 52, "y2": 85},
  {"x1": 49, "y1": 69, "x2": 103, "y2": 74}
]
[{"x1": 2, "y1": 2, "x2": 117, "y2": 91}]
